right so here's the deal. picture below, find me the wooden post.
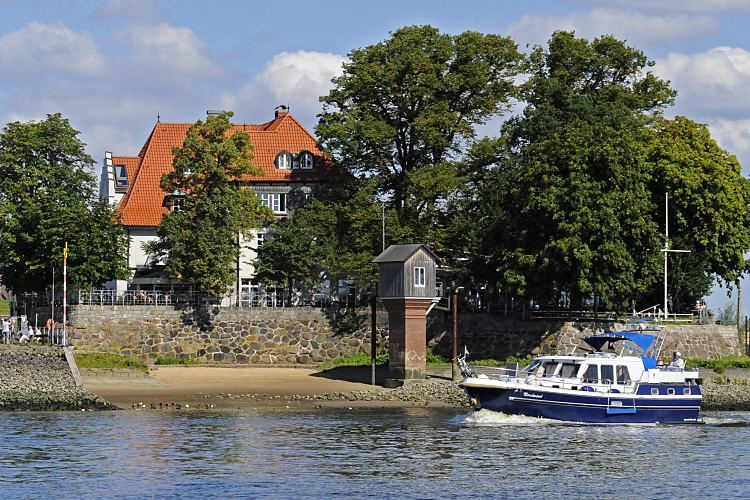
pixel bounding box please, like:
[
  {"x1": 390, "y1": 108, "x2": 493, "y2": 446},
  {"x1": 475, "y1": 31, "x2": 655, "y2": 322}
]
[
  {"x1": 452, "y1": 292, "x2": 459, "y2": 382},
  {"x1": 371, "y1": 292, "x2": 377, "y2": 386},
  {"x1": 737, "y1": 284, "x2": 742, "y2": 331}
]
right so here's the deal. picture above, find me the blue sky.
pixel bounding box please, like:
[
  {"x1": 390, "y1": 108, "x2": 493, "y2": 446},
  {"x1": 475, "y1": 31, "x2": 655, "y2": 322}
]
[{"x1": 2, "y1": 0, "x2": 750, "y2": 314}]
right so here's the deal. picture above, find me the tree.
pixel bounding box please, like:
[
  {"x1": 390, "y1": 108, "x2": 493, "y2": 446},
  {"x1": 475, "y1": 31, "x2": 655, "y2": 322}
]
[
  {"x1": 0, "y1": 113, "x2": 129, "y2": 293},
  {"x1": 145, "y1": 112, "x2": 270, "y2": 296},
  {"x1": 487, "y1": 31, "x2": 677, "y2": 310},
  {"x1": 646, "y1": 116, "x2": 750, "y2": 306},
  {"x1": 317, "y1": 25, "x2": 522, "y2": 249},
  {"x1": 253, "y1": 217, "x2": 325, "y2": 295}
]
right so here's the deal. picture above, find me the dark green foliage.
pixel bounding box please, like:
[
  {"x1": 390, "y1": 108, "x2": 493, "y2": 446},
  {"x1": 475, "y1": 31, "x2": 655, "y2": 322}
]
[
  {"x1": 0, "y1": 113, "x2": 129, "y2": 293},
  {"x1": 145, "y1": 112, "x2": 271, "y2": 295},
  {"x1": 154, "y1": 356, "x2": 199, "y2": 366},
  {"x1": 686, "y1": 356, "x2": 750, "y2": 371},
  {"x1": 317, "y1": 25, "x2": 522, "y2": 257},
  {"x1": 253, "y1": 216, "x2": 325, "y2": 291},
  {"x1": 466, "y1": 31, "x2": 750, "y2": 312}
]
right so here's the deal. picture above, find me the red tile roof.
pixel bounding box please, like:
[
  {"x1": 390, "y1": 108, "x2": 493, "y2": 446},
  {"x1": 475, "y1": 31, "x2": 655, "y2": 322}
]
[{"x1": 116, "y1": 114, "x2": 332, "y2": 227}]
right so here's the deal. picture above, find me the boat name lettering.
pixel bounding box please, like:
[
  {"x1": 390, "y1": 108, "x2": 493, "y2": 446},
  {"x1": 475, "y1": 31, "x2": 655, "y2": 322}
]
[{"x1": 522, "y1": 392, "x2": 543, "y2": 399}]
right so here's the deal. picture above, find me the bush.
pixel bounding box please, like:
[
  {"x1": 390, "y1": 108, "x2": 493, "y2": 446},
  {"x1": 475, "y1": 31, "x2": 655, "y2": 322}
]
[
  {"x1": 155, "y1": 356, "x2": 199, "y2": 366},
  {"x1": 686, "y1": 356, "x2": 750, "y2": 371},
  {"x1": 74, "y1": 352, "x2": 148, "y2": 373}
]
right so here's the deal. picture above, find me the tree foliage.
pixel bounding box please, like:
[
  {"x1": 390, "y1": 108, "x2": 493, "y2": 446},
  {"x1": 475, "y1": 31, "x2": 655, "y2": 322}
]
[
  {"x1": 145, "y1": 112, "x2": 270, "y2": 295},
  {"x1": 253, "y1": 217, "x2": 324, "y2": 292},
  {"x1": 0, "y1": 113, "x2": 129, "y2": 293},
  {"x1": 317, "y1": 25, "x2": 522, "y2": 249},
  {"x1": 466, "y1": 32, "x2": 750, "y2": 311}
]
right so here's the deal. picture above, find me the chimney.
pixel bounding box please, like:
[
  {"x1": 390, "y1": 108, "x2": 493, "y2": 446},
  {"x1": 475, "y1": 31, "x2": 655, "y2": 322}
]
[{"x1": 274, "y1": 105, "x2": 289, "y2": 119}]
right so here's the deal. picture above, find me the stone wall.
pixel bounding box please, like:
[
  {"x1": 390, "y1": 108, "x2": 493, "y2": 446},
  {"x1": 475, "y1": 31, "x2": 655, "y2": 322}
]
[
  {"x1": 69, "y1": 305, "x2": 388, "y2": 364},
  {"x1": 426, "y1": 312, "x2": 740, "y2": 360},
  {"x1": 67, "y1": 305, "x2": 741, "y2": 364}
]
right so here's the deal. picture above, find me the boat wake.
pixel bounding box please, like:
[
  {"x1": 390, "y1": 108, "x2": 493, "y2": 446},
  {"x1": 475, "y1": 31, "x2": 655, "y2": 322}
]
[
  {"x1": 450, "y1": 409, "x2": 555, "y2": 426},
  {"x1": 702, "y1": 416, "x2": 750, "y2": 427}
]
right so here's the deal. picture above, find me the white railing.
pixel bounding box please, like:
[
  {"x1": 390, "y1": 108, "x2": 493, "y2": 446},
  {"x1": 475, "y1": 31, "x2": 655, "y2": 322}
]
[{"x1": 78, "y1": 289, "x2": 349, "y2": 308}]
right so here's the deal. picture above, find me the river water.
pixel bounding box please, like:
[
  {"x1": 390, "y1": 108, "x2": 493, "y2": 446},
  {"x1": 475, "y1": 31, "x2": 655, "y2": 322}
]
[{"x1": 1, "y1": 408, "x2": 748, "y2": 498}]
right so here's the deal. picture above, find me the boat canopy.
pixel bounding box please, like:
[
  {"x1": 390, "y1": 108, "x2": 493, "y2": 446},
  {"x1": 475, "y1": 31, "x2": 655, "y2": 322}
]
[{"x1": 582, "y1": 331, "x2": 659, "y2": 369}]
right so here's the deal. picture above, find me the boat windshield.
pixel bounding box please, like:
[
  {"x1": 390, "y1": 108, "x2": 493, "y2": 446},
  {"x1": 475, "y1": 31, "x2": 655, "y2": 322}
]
[{"x1": 559, "y1": 362, "x2": 579, "y2": 379}]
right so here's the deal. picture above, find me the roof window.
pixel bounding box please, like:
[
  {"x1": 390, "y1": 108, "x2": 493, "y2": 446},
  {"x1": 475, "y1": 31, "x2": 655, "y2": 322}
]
[
  {"x1": 114, "y1": 164, "x2": 128, "y2": 191},
  {"x1": 298, "y1": 151, "x2": 314, "y2": 170},
  {"x1": 276, "y1": 151, "x2": 292, "y2": 169}
]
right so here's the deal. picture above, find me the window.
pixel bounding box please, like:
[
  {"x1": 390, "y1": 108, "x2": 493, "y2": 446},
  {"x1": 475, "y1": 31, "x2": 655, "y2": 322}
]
[
  {"x1": 276, "y1": 151, "x2": 292, "y2": 169},
  {"x1": 582, "y1": 364, "x2": 598, "y2": 383},
  {"x1": 544, "y1": 362, "x2": 559, "y2": 378},
  {"x1": 114, "y1": 164, "x2": 128, "y2": 189},
  {"x1": 651, "y1": 388, "x2": 659, "y2": 396},
  {"x1": 259, "y1": 193, "x2": 287, "y2": 213},
  {"x1": 171, "y1": 197, "x2": 185, "y2": 212},
  {"x1": 667, "y1": 388, "x2": 676, "y2": 396},
  {"x1": 616, "y1": 365, "x2": 631, "y2": 384},
  {"x1": 560, "y1": 363, "x2": 578, "y2": 379},
  {"x1": 255, "y1": 232, "x2": 265, "y2": 249},
  {"x1": 298, "y1": 151, "x2": 314, "y2": 169},
  {"x1": 601, "y1": 365, "x2": 614, "y2": 384},
  {"x1": 683, "y1": 388, "x2": 691, "y2": 395},
  {"x1": 414, "y1": 267, "x2": 425, "y2": 287}
]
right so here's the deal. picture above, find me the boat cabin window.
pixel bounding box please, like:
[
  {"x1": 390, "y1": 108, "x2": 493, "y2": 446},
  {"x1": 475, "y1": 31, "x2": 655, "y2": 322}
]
[
  {"x1": 524, "y1": 360, "x2": 542, "y2": 374},
  {"x1": 582, "y1": 364, "x2": 598, "y2": 383},
  {"x1": 559, "y1": 363, "x2": 578, "y2": 379},
  {"x1": 601, "y1": 365, "x2": 614, "y2": 384},
  {"x1": 616, "y1": 365, "x2": 631, "y2": 384},
  {"x1": 544, "y1": 362, "x2": 558, "y2": 377}
]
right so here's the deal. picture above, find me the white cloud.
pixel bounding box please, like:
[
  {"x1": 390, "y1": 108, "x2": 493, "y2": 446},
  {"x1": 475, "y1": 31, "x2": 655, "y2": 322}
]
[
  {"x1": 221, "y1": 50, "x2": 345, "y2": 129},
  {"x1": 127, "y1": 23, "x2": 222, "y2": 81},
  {"x1": 507, "y1": 8, "x2": 716, "y2": 48},
  {"x1": 656, "y1": 47, "x2": 750, "y2": 119},
  {"x1": 0, "y1": 21, "x2": 106, "y2": 79}
]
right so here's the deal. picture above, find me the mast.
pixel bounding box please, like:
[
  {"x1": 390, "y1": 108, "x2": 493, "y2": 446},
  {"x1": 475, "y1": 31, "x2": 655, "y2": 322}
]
[{"x1": 661, "y1": 193, "x2": 690, "y2": 320}]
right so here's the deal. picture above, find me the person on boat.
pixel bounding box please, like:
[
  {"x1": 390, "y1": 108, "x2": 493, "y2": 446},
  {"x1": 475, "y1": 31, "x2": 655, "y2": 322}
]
[{"x1": 667, "y1": 351, "x2": 685, "y2": 370}]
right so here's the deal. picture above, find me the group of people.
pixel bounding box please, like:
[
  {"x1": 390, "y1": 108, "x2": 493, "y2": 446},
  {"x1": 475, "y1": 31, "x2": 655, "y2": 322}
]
[{"x1": 0, "y1": 316, "x2": 54, "y2": 344}]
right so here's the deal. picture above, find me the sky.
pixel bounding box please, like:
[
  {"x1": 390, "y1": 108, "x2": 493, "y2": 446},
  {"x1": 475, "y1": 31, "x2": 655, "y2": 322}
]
[{"x1": 2, "y1": 0, "x2": 750, "y2": 315}]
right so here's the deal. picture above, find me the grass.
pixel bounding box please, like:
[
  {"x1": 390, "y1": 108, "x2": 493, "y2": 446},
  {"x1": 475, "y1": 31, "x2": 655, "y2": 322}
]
[
  {"x1": 154, "y1": 356, "x2": 200, "y2": 366},
  {"x1": 0, "y1": 299, "x2": 9, "y2": 316},
  {"x1": 74, "y1": 352, "x2": 149, "y2": 373},
  {"x1": 686, "y1": 355, "x2": 750, "y2": 374}
]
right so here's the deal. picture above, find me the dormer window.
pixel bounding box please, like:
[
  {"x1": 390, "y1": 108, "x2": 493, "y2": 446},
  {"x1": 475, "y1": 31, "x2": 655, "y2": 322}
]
[
  {"x1": 298, "y1": 151, "x2": 314, "y2": 170},
  {"x1": 171, "y1": 197, "x2": 185, "y2": 213},
  {"x1": 276, "y1": 151, "x2": 292, "y2": 169},
  {"x1": 114, "y1": 164, "x2": 128, "y2": 191}
]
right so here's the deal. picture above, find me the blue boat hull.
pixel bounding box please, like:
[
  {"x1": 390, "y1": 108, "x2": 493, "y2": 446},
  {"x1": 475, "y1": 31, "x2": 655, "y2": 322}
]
[{"x1": 462, "y1": 385, "x2": 702, "y2": 424}]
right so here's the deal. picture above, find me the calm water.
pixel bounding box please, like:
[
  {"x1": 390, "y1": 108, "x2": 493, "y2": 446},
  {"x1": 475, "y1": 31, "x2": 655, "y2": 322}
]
[{"x1": 1, "y1": 408, "x2": 748, "y2": 498}]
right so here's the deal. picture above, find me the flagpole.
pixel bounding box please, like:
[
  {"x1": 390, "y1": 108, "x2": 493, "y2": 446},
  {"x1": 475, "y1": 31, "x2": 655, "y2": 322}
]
[{"x1": 63, "y1": 242, "x2": 68, "y2": 347}]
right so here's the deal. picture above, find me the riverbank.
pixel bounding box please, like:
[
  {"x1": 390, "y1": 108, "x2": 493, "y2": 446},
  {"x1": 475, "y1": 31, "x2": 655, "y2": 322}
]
[
  {"x1": 0, "y1": 345, "x2": 114, "y2": 411},
  {"x1": 81, "y1": 364, "x2": 750, "y2": 411}
]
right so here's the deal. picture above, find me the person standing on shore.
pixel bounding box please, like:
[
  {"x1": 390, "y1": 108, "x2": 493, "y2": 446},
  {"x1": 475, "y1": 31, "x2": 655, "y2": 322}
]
[{"x1": 1, "y1": 317, "x2": 9, "y2": 344}]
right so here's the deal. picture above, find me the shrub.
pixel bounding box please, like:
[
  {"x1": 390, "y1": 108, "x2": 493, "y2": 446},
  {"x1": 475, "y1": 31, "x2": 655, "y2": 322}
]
[
  {"x1": 155, "y1": 356, "x2": 199, "y2": 366},
  {"x1": 686, "y1": 356, "x2": 750, "y2": 371}
]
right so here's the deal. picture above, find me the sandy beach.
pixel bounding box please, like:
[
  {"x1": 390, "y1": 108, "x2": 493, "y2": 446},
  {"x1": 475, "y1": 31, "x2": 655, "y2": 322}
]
[{"x1": 83, "y1": 365, "x2": 392, "y2": 410}]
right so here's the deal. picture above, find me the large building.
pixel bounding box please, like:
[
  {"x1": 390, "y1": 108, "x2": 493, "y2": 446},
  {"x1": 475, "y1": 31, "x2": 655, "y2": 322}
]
[{"x1": 99, "y1": 108, "x2": 333, "y2": 301}]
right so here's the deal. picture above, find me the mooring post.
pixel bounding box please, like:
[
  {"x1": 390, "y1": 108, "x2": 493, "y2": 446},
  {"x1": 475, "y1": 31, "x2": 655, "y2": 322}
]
[{"x1": 371, "y1": 291, "x2": 377, "y2": 386}]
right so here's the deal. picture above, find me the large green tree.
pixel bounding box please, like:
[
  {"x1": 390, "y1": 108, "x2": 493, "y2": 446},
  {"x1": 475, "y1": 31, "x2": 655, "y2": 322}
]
[
  {"x1": 145, "y1": 112, "x2": 270, "y2": 295},
  {"x1": 0, "y1": 113, "x2": 129, "y2": 293},
  {"x1": 317, "y1": 25, "x2": 522, "y2": 250},
  {"x1": 643, "y1": 116, "x2": 750, "y2": 310},
  {"x1": 487, "y1": 32, "x2": 677, "y2": 310}
]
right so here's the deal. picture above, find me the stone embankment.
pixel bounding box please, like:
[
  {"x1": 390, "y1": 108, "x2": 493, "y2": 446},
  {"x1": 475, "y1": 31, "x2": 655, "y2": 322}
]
[
  {"x1": 297, "y1": 378, "x2": 469, "y2": 406},
  {"x1": 0, "y1": 345, "x2": 114, "y2": 411}
]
